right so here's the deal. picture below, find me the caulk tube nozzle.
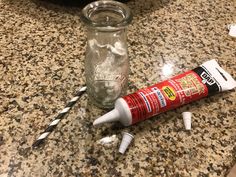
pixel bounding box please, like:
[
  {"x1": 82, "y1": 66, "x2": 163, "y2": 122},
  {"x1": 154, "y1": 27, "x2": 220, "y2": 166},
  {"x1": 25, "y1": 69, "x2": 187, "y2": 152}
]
[
  {"x1": 93, "y1": 98, "x2": 132, "y2": 126},
  {"x1": 93, "y1": 109, "x2": 120, "y2": 126}
]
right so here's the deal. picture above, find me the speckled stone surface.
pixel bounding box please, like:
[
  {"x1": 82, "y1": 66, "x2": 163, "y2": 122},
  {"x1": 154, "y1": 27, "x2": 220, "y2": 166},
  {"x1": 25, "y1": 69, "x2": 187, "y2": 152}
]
[{"x1": 0, "y1": 0, "x2": 236, "y2": 176}]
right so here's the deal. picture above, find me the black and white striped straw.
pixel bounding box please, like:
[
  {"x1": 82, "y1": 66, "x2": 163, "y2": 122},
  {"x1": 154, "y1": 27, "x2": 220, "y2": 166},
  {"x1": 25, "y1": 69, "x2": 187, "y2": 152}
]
[{"x1": 32, "y1": 85, "x2": 87, "y2": 148}]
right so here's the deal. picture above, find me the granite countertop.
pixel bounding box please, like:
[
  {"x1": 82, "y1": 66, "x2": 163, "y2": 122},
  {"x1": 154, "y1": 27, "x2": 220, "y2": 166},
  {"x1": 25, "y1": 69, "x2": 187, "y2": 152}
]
[{"x1": 0, "y1": 0, "x2": 236, "y2": 176}]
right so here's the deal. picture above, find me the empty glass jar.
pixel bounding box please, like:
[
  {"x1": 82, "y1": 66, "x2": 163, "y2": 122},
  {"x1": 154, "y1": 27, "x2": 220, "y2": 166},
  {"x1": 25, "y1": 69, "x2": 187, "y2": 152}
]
[{"x1": 81, "y1": 0, "x2": 132, "y2": 108}]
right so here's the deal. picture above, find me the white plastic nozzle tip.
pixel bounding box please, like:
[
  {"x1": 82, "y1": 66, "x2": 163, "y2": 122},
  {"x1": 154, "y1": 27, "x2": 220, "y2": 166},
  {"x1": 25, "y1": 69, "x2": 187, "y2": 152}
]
[
  {"x1": 118, "y1": 132, "x2": 134, "y2": 154},
  {"x1": 182, "y1": 112, "x2": 192, "y2": 130},
  {"x1": 93, "y1": 109, "x2": 120, "y2": 126}
]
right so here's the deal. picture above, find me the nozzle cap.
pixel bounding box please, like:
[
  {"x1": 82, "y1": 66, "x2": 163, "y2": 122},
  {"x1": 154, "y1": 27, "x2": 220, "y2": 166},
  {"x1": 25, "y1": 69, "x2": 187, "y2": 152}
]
[
  {"x1": 182, "y1": 112, "x2": 192, "y2": 130},
  {"x1": 118, "y1": 132, "x2": 134, "y2": 154}
]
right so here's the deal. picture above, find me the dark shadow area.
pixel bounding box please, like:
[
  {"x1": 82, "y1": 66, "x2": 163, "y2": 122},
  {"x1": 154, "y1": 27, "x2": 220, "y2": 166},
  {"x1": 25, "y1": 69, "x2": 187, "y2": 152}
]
[
  {"x1": 38, "y1": 0, "x2": 130, "y2": 7},
  {"x1": 38, "y1": 0, "x2": 172, "y2": 15},
  {"x1": 1, "y1": 0, "x2": 172, "y2": 24},
  {"x1": 38, "y1": 0, "x2": 94, "y2": 7}
]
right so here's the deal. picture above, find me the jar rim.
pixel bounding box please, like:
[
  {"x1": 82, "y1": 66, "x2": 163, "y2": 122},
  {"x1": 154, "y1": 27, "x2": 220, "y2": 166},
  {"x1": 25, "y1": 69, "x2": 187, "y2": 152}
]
[{"x1": 81, "y1": 0, "x2": 132, "y2": 29}]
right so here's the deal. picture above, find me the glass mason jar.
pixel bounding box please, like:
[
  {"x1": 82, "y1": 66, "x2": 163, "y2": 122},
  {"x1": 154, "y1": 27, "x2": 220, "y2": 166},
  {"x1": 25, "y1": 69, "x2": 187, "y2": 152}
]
[{"x1": 81, "y1": 0, "x2": 132, "y2": 108}]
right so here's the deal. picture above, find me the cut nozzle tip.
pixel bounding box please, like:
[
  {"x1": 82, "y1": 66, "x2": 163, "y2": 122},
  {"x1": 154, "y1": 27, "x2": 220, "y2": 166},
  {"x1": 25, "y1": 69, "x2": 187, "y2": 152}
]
[
  {"x1": 118, "y1": 132, "x2": 134, "y2": 154},
  {"x1": 93, "y1": 120, "x2": 100, "y2": 126},
  {"x1": 182, "y1": 112, "x2": 192, "y2": 130},
  {"x1": 93, "y1": 109, "x2": 120, "y2": 127}
]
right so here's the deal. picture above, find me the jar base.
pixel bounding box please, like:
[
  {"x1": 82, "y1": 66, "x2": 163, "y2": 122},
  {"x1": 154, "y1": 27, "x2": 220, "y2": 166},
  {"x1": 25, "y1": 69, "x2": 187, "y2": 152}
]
[{"x1": 88, "y1": 96, "x2": 115, "y2": 110}]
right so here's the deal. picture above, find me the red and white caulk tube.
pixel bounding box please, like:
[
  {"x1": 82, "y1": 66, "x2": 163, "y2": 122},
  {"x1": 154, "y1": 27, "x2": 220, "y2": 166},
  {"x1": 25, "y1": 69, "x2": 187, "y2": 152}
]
[{"x1": 93, "y1": 60, "x2": 236, "y2": 126}]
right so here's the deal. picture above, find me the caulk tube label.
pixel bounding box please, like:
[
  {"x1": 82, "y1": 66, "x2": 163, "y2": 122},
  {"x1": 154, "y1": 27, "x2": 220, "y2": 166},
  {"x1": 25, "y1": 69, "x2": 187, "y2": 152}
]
[
  {"x1": 122, "y1": 59, "x2": 236, "y2": 125},
  {"x1": 198, "y1": 59, "x2": 236, "y2": 91}
]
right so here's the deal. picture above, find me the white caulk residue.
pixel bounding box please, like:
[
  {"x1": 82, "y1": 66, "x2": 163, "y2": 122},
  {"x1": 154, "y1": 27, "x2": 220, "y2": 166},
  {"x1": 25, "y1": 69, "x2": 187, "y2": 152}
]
[
  {"x1": 228, "y1": 24, "x2": 236, "y2": 37},
  {"x1": 162, "y1": 63, "x2": 174, "y2": 78},
  {"x1": 111, "y1": 42, "x2": 126, "y2": 56},
  {"x1": 97, "y1": 135, "x2": 119, "y2": 146}
]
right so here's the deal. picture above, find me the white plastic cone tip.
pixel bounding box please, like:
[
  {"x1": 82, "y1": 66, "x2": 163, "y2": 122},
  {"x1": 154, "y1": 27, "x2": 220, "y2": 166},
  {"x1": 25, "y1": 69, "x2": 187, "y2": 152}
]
[
  {"x1": 118, "y1": 132, "x2": 134, "y2": 154},
  {"x1": 93, "y1": 109, "x2": 120, "y2": 126},
  {"x1": 182, "y1": 112, "x2": 192, "y2": 130}
]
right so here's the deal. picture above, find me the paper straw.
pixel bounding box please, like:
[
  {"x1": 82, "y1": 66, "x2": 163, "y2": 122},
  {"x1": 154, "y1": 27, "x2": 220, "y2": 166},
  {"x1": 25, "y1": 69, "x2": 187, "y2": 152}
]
[{"x1": 32, "y1": 85, "x2": 86, "y2": 148}]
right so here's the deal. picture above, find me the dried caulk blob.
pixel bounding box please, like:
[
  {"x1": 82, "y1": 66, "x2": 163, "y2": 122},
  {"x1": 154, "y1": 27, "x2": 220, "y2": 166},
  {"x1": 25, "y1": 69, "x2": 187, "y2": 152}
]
[{"x1": 97, "y1": 135, "x2": 119, "y2": 147}]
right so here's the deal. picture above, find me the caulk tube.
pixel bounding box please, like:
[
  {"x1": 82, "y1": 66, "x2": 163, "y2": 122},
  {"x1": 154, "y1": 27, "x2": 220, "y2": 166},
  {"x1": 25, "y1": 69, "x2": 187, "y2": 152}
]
[
  {"x1": 93, "y1": 98, "x2": 132, "y2": 126},
  {"x1": 93, "y1": 60, "x2": 236, "y2": 126}
]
